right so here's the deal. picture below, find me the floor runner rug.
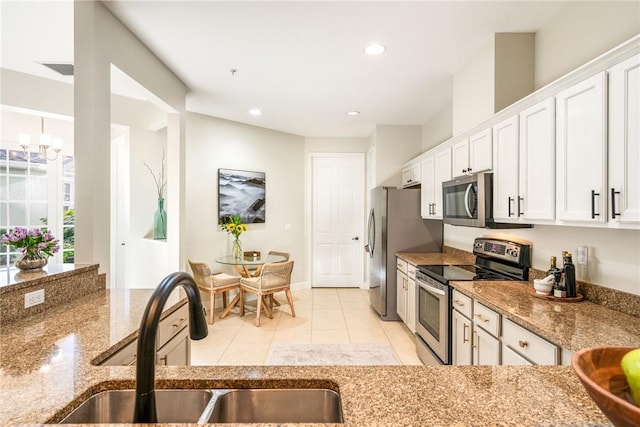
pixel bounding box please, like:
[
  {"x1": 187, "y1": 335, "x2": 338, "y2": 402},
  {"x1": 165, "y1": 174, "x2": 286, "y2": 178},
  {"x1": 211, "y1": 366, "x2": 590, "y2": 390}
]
[{"x1": 267, "y1": 343, "x2": 400, "y2": 365}]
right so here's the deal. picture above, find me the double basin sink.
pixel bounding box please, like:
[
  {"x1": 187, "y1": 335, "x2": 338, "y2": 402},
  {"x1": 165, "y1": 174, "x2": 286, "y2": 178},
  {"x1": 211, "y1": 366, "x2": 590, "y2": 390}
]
[{"x1": 59, "y1": 388, "x2": 343, "y2": 424}]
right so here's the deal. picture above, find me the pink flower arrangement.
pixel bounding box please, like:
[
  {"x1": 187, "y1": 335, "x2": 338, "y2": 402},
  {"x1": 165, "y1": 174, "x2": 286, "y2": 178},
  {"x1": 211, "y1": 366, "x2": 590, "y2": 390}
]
[{"x1": 1, "y1": 227, "x2": 60, "y2": 258}]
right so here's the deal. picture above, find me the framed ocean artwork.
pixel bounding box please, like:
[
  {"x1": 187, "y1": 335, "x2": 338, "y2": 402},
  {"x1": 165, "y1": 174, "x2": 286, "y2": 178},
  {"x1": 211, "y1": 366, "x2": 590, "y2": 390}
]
[{"x1": 218, "y1": 168, "x2": 266, "y2": 223}]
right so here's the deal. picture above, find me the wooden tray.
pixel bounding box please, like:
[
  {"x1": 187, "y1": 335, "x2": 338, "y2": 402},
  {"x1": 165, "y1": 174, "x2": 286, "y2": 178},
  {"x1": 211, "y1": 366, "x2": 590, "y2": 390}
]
[{"x1": 529, "y1": 287, "x2": 584, "y2": 302}]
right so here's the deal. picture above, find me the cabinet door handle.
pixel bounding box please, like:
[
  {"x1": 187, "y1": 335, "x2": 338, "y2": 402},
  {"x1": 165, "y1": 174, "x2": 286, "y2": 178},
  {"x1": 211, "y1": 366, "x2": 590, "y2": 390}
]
[
  {"x1": 158, "y1": 354, "x2": 168, "y2": 365},
  {"x1": 611, "y1": 188, "x2": 621, "y2": 218},
  {"x1": 472, "y1": 329, "x2": 477, "y2": 349},
  {"x1": 517, "y1": 196, "x2": 524, "y2": 217},
  {"x1": 474, "y1": 314, "x2": 490, "y2": 323},
  {"x1": 463, "y1": 323, "x2": 469, "y2": 343},
  {"x1": 508, "y1": 197, "x2": 514, "y2": 217},
  {"x1": 518, "y1": 340, "x2": 529, "y2": 349},
  {"x1": 591, "y1": 190, "x2": 600, "y2": 219},
  {"x1": 127, "y1": 355, "x2": 137, "y2": 366}
]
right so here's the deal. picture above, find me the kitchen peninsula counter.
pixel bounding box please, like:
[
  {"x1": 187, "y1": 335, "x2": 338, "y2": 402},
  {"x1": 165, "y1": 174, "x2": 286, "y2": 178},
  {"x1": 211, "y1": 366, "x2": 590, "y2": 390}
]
[{"x1": 0, "y1": 287, "x2": 613, "y2": 426}]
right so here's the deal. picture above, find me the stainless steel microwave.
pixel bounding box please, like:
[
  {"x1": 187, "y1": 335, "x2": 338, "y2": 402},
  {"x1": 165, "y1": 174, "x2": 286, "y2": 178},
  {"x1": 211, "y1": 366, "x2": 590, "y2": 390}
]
[{"x1": 442, "y1": 172, "x2": 493, "y2": 227}]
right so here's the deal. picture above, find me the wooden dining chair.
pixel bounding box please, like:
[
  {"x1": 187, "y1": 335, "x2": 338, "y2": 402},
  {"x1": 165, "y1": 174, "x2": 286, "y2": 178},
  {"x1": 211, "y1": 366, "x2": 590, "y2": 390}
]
[
  {"x1": 187, "y1": 259, "x2": 241, "y2": 324},
  {"x1": 239, "y1": 260, "x2": 295, "y2": 327}
]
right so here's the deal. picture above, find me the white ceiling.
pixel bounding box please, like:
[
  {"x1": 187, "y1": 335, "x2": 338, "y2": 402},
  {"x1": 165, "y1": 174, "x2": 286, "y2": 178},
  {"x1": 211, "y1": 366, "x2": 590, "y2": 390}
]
[{"x1": 2, "y1": 1, "x2": 577, "y2": 138}]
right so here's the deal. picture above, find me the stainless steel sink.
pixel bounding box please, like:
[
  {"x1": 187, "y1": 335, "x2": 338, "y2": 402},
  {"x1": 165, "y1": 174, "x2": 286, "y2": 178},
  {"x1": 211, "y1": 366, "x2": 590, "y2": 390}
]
[
  {"x1": 59, "y1": 388, "x2": 343, "y2": 424},
  {"x1": 59, "y1": 389, "x2": 213, "y2": 424},
  {"x1": 207, "y1": 389, "x2": 344, "y2": 424}
]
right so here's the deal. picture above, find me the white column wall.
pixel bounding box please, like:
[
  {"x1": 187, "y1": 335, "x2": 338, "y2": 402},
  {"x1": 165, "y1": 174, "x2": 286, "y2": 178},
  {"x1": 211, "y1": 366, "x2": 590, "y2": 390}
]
[{"x1": 74, "y1": 1, "x2": 186, "y2": 283}]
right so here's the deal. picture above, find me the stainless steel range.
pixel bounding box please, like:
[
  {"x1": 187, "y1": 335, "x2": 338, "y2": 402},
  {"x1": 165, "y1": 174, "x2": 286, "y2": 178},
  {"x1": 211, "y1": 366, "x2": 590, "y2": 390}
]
[{"x1": 414, "y1": 237, "x2": 531, "y2": 365}]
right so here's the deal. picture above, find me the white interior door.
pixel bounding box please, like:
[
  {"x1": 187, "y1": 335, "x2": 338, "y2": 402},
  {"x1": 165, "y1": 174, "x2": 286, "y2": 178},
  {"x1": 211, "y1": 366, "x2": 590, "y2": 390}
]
[
  {"x1": 311, "y1": 154, "x2": 364, "y2": 287},
  {"x1": 110, "y1": 132, "x2": 130, "y2": 288}
]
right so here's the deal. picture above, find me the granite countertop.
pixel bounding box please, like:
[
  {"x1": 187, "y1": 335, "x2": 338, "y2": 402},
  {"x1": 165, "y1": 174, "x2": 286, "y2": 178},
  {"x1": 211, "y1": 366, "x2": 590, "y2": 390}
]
[
  {"x1": 450, "y1": 280, "x2": 640, "y2": 352},
  {"x1": 0, "y1": 286, "x2": 613, "y2": 426},
  {"x1": 0, "y1": 263, "x2": 98, "y2": 292},
  {"x1": 396, "y1": 252, "x2": 468, "y2": 266}
]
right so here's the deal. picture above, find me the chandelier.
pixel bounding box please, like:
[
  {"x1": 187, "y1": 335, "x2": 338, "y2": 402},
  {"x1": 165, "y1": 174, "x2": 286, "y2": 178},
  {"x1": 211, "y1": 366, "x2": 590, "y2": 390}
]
[{"x1": 18, "y1": 117, "x2": 63, "y2": 161}]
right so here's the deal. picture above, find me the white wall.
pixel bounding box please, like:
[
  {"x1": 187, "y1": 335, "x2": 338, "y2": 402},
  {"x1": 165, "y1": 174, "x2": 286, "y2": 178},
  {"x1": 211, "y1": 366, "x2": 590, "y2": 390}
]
[
  {"x1": 305, "y1": 137, "x2": 368, "y2": 153},
  {"x1": 452, "y1": 37, "x2": 495, "y2": 134},
  {"x1": 421, "y1": 104, "x2": 452, "y2": 152},
  {"x1": 373, "y1": 124, "x2": 422, "y2": 187},
  {"x1": 535, "y1": 1, "x2": 640, "y2": 89},
  {"x1": 185, "y1": 112, "x2": 306, "y2": 284},
  {"x1": 74, "y1": 1, "x2": 186, "y2": 284},
  {"x1": 0, "y1": 69, "x2": 73, "y2": 117}
]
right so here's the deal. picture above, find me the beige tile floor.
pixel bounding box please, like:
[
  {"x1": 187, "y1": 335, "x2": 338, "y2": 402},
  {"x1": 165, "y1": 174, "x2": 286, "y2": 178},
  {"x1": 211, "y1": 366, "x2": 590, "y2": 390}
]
[{"x1": 191, "y1": 288, "x2": 423, "y2": 366}]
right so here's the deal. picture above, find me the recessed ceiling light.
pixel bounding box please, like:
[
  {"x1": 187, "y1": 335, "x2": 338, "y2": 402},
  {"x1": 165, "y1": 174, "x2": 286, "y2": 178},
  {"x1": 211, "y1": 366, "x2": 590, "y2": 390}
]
[
  {"x1": 249, "y1": 108, "x2": 262, "y2": 116},
  {"x1": 364, "y1": 43, "x2": 386, "y2": 56},
  {"x1": 346, "y1": 111, "x2": 360, "y2": 116}
]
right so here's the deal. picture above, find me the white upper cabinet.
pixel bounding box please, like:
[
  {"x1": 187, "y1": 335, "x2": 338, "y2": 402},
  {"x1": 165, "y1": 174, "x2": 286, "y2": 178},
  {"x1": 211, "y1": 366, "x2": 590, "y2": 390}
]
[
  {"x1": 401, "y1": 162, "x2": 421, "y2": 188},
  {"x1": 556, "y1": 72, "x2": 607, "y2": 223},
  {"x1": 609, "y1": 54, "x2": 640, "y2": 226},
  {"x1": 519, "y1": 98, "x2": 556, "y2": 221},
  {"x1": 492, "y1": 116, "x2": 519, "y2": 222},
  {"x1": 452, "y1": 130, "x2": 492, "y2": 178},
  {"x1": 452, "y1": 138, "x2": 470, "y2": 178},
  {"x1": 420, "y1": 155, "x2": 435, "y2": 218},
  {"x1": 469, "y1": 128, "x2": 493, "y2": 173},
  {"x1": 421, "y1": 147, "x2": 452, "y2": 219}
]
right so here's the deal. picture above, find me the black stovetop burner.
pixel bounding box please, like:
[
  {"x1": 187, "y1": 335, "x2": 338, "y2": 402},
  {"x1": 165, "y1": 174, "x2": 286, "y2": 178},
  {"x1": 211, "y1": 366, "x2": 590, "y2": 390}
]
[{"x1": 417, "y1": 264, "x2": 513, "y2": 282}]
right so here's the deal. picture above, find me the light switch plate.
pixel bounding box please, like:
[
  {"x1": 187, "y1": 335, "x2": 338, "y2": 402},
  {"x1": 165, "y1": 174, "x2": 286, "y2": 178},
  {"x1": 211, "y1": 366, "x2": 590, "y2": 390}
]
[
  {"x1": 25, "y1": 289, "x2": 45, "y2": 308},
  {"x1": 576, "y1": 246, "x2": 588, "y2": 265}
]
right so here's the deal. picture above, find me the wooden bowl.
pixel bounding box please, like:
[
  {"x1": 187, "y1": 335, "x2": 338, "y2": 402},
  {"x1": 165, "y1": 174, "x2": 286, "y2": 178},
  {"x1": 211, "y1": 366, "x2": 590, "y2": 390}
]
[{"x1": 572, "y1": 346, "x2": 640, "y2": 427}]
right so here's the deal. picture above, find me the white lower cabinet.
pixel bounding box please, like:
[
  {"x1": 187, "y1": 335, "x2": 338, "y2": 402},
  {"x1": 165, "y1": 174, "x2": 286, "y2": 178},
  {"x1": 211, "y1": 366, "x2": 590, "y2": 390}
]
[
  {"x1": 452, "y1": 291, "x2": 501, "y2": 365},
  {"x1": 452, "y1": 309, "x2": 472, "y2": 365},
  {"x1": 406, "y1": 264, "x2": 417, "y2": 333},
  {"x1": 502, "y1": 318, "x2": 558, "y2": 365},
  {"x1": 502, "y1": 344, "x2": 533, "y2": 365},
  {"x1": 451, "y1": 291, "x2": 562, "y2": 366},
  {"x1": 473, "y1": 325, "x2": 501, "y2": 365},
  {"x1": 100, "y1": 303, "x2": 191, "y2": 366},
  {"x1": 396, "y1": 269, "x2": 408, "y2": 323}
]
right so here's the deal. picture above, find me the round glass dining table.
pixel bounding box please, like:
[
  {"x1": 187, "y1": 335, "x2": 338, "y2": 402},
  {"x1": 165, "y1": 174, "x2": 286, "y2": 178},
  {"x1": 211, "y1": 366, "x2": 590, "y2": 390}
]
[{"x1": 214, "y1": 253, "x2": 288, "y2": 278}]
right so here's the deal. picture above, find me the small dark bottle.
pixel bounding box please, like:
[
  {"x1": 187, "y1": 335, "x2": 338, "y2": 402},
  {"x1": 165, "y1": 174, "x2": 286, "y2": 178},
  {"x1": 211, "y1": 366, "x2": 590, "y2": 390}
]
[
  {"x1": 563, "y1": 253, "x2": 577, "y2": 298},
  {"x1": 552, "y1": 269, "x2": 566, "y2": 298}
]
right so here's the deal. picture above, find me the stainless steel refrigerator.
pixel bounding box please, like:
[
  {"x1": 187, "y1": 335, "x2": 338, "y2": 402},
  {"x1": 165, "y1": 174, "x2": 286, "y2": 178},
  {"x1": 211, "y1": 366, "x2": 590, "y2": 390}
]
[{"x1": 366, "y1": 186, "x2": 443, "y2": 320}]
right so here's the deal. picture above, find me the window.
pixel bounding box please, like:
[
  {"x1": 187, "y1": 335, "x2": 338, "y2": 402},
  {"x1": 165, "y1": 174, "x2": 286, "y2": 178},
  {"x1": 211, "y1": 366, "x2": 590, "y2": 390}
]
[{"x1": 0, "y1": 148, "x2": 75, "y2": 267}]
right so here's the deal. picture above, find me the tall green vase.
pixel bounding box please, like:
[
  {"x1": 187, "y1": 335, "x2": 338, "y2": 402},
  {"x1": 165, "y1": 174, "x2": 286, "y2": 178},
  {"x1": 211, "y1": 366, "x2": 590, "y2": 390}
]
[{"x1": 153, "y1": 198, "x2": 167, "y2": 240}]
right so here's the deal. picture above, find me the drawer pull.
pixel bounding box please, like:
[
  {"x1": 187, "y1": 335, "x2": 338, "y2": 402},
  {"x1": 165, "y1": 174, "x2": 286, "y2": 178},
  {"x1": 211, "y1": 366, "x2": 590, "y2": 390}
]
[
  {"x1": 172, "y1": 318, "x2": 186, "y2": 329},
  {"x1": 453, "y1": 299, "x2": 465, "y2": 307},
  {"x1": 518, "y1": 340, "x2": 529, "y2": 349},
  {"x1": 474, "y1": 314, "x2": 490, "y2": 323}
]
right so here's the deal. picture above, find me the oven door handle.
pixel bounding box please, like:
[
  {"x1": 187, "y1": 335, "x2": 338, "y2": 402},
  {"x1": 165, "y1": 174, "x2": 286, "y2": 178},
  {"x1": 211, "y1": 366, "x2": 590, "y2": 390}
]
[{"x1": 418, "y1": 280, "x2": 446, "y2": 296}]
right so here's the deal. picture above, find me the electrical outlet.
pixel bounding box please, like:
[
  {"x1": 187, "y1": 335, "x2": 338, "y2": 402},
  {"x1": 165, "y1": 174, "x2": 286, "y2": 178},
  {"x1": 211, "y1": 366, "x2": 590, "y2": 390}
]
[
  {"x1": 576, "y1": 246, "x2": 588, "y2": 265},
  {"x1": 24, "y1": 289, "x2": 45, "y2": 308}
]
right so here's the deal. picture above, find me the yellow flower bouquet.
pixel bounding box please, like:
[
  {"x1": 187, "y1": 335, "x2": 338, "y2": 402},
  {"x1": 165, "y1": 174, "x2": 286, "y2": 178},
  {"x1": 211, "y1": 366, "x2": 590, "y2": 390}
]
[{"x1": 220, "y1": 214, "x2": 248, "y2": 258}]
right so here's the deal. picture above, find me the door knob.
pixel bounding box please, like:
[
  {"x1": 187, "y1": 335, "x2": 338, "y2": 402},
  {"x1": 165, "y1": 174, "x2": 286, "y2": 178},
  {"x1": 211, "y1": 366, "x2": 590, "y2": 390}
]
[{"x1": 352, "y1": 236, "x2": 359, "y2": 241}]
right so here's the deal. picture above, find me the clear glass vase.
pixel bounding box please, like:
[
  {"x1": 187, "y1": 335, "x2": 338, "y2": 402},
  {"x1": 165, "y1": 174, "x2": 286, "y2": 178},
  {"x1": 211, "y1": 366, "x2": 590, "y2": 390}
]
[
  {"x1": 153, "y1": 198, "x2": 167, "y2": 240},
  {"x1": 232, "y1": 238, "x2": 242, "y2": 259}
]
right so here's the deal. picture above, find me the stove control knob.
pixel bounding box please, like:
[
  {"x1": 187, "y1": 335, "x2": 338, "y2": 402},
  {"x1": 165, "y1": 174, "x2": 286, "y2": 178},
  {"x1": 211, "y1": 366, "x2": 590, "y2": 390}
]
[{"x1": 506, "y1": 248, "x2": 519, "y2": 258}]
